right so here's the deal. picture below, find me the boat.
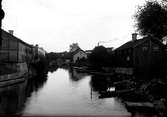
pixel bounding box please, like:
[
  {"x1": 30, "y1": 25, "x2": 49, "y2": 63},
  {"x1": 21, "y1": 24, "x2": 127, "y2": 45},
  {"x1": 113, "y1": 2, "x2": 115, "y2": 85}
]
[{"x1": 99, "y1": 88, "x2": 135, "y2": 99}]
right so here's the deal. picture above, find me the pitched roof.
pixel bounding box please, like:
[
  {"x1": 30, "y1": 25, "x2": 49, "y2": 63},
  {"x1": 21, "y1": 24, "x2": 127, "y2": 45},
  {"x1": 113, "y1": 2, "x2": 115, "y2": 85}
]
[
  {"x1": 1, "y1": 29, "x2": 32, "y2": 48},
  {"x1": 115, "y1": 36, "x2": 165, "y2": 51},
  {"x1": 67, "y1": 48, "x2": 86, "y2": 58}
]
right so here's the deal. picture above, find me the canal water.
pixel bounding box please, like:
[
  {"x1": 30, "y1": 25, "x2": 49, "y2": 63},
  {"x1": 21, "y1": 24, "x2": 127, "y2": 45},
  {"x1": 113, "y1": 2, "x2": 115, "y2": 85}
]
[{"x1": 0, "y1": 68, "x2": 156, "y2": 116}]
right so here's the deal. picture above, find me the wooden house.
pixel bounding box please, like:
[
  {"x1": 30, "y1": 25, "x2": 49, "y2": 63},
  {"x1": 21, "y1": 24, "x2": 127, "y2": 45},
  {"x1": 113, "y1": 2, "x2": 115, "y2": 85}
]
[{"x1": 114, "y1": 35, "x2": 166, "y2": 73}]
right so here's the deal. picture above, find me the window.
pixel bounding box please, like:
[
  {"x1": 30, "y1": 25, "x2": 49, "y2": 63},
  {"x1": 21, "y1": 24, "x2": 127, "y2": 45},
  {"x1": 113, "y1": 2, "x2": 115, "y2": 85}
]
[{"x1": 126, "y1": 56, "x2": 130, "y2": 61}]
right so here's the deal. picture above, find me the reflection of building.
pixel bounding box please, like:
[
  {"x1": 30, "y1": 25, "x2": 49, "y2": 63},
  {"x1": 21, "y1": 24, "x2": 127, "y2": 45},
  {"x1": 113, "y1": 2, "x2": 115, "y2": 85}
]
[
  {"x1": 0, "y1": 80, "x2": 27, "y2": 116},
  {"x1": 68, "y1": 68, "x2": 87, "y2": 81},
  {"x1": 90, "y1": 75, "x2": 112, "y2": 92},
  {"x1": 0, "y1": 73, "x2": 47, "y2": 116}
]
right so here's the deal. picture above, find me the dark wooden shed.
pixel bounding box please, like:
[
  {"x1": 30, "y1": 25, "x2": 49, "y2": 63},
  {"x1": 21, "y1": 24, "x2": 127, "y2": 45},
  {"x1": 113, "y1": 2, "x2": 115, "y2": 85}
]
[{"x1": 114, "y1": 36, "x2": 166, "y2": 73}]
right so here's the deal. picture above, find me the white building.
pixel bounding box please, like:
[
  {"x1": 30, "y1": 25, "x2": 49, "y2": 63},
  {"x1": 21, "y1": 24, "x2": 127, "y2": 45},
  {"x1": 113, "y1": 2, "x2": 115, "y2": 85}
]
[
  {"x1": 69, "y1": 43, "x2": 87, "y2": 63},
  {"x1": 73, "y1": 49, "x2": 87, "y2": 63}
]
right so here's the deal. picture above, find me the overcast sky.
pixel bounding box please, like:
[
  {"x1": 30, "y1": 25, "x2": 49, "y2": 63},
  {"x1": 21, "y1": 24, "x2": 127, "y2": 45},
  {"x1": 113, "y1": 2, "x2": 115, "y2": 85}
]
[{"x1": 2, "y1": 0, "x2": 146, "y2": 52}]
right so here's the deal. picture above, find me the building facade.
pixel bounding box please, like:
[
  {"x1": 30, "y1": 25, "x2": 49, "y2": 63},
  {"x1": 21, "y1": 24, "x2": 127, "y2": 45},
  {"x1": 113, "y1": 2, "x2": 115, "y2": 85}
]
[
  {"x1": 114, "y1": 35, "x2": 166, "y2": 73},
  {"x1": 0, "y1": 29, "x2": 33, "y2": 63},
  {"x1": 69, "y1": 43, "x2": 87, "y2": 63},
  {"x1": 73, "y1": 50, "x2": 87, "y2": 63}
]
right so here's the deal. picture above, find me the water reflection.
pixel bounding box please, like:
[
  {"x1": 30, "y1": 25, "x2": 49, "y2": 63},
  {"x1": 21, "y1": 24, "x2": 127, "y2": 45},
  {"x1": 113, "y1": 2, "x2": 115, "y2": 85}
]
[
  {"x1": 22, "y1": 68, "x2": 130, "y2": 116},
  {"x1": 27, "y1": 73, "x2": 48, "y2": 93},
  {"x1": 0, "y1": 80, "x2": 27, "y2": 116},
  {"x1": 48, "y1": 66, "x2": 58, "y2": 73},
  {"x1": 0, "y1": 67, "x2": 160, "y2": 117},
  {"x1": 90, "y1": 75, "x2": 113, "y2": 93},
  {"x1": 68, "y1": 67, "x2": 88, "y2": 82},
  {"x1": 0, "y1": 73, "x2": 48, "y2": 116},
  {"x1": 82, "y1": 70, "x2": 158, "y2": 117}
]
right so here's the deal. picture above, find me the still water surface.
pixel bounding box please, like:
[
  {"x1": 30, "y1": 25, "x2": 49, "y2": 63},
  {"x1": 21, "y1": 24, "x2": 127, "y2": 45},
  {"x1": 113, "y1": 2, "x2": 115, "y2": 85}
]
[
  {"x1": 23, "y1": 68, "x2": 130, "y2": 116},
  {"x1": 0, "y1": 68, "x2": 131, "y2": 116}
]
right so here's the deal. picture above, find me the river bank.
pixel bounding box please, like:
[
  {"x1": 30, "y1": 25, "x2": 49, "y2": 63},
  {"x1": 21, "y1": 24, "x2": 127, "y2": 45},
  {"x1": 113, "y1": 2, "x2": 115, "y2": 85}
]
[
  {"x1": 102, "y1": 74, "x2": 167, "y2": 117},
  {"x1": 0, "y1": 61, "x2": 48, "y2": 87},
  {"x1": 68, "y1": 65, "x2": 167, "y2": 116}
]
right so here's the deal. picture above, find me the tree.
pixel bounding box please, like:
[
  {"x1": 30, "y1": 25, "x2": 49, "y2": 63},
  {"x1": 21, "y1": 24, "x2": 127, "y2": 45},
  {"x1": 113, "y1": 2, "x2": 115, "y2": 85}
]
[
  {"x1": 135, "y1": 0, "x2": 167, "y2": 40},
  {"x1": 0, "y1": 0, "x2": 5, "y2": 47},
  {"x1": 89, "y1": 46, "x2": 109, "y2": 68}
]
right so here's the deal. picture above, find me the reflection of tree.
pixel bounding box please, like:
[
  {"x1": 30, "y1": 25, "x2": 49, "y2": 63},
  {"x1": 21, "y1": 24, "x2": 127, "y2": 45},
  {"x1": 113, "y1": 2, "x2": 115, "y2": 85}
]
[
  {"x1": 48, "y1": 66, "x2": 58, "y2": 73},
  {"x1": 89, "y1": 75, "x2": 113, "y2": 93},
  {"x1": 0, "y1": 73, "x2": 48, "y2": 116},
  {"x1": 68, "y1": 68, "x2": 87, "y2": 82}
]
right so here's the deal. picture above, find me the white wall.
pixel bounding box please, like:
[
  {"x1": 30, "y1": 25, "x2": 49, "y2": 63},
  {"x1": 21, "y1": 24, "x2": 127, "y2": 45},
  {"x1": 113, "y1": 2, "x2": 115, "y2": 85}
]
[{"x1": 73, "y1": 51, "x2": 87, "y2": 63}]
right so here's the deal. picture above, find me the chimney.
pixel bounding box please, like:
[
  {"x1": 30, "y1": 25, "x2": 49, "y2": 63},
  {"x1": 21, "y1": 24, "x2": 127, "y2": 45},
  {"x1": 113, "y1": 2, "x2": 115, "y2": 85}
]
[
  {"x1": 132, "y1": 33, "x2": 137, "y2": 41},
  {"x1": 8, "y1": 30, "x2": 14, "y2": 35}
]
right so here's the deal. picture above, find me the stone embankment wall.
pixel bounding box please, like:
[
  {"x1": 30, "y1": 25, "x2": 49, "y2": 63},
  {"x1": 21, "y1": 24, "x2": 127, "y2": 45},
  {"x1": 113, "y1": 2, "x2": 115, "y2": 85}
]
[{"x1": 0, "y1": 62, "x2": 28, "y2": 86}]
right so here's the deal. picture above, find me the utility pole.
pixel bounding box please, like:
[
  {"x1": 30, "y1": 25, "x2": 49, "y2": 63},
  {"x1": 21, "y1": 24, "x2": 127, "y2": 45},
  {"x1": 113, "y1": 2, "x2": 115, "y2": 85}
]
[{"x1": 97, "y1": 41, "x2": 105, "y2": 46}]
